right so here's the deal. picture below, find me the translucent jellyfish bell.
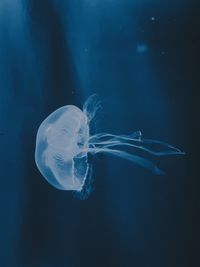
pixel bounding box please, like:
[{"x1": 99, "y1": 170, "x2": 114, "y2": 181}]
[
  {"x1": 35, "y1": 94, "x2": 185, "y2": 195},
  {"x1": 35, "y1": 105, "x2": 90, "y2": 191}
]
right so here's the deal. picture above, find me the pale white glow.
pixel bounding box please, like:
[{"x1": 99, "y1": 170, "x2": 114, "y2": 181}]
[{"x1": 35, "y1": 95, "x2": 184, "y2": 193}]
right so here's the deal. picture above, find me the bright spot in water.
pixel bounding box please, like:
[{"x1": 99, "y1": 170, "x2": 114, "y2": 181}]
[
  {"x1": 35, "y1": 95, "x2": 185, "y2": 198},
  {"x1": 136, "y1": 43, "x2": 149, "y2": 53},
  {"x1": 151, "y1": 16, "x2": 156, "y2": 21}
]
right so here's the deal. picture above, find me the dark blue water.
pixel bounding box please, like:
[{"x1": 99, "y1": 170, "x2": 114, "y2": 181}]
[{"x1": 0, "y1": 1, "x2": 198, "y2": 267}]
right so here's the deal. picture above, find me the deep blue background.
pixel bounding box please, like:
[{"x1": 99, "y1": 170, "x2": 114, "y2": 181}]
[{"x1": 0, "y1": 1, "x2": 199, "y2": 267}]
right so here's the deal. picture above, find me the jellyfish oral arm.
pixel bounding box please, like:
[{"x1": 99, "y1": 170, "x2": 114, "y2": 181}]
[
  {"x1": 84, "y1": 147, "x2": 164, "y2": 175},
  {"x1": 88, "y1": 132, "x2": 185, "y2": 156},
  {"x1": 83, "y1": 131, "x2": 185, "y2": 175}
]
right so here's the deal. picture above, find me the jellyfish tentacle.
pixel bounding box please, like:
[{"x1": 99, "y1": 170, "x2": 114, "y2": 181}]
[
  {"x1": 82, "y1": 147, "x2": 164, "y2": 175},
  {"x1": 89, "y1": 131, "x2": 142, "y2": 143},
  {"x1": 89, "y1": 133, "x2": 184, "y2": 156},
  {"x1": 92, "y1": 141, "x2": 183, "y2": 156},
  {"x1": 90, "y1": 130, "x2": 142, "y2": 140},
  {"x1": 143, "y1": 139, "x2": 185, "y2": 155}
]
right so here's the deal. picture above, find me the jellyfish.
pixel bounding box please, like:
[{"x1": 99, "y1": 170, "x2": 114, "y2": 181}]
[{"x1": 35, "y1": 94, "x2": 184, "y2": 195}]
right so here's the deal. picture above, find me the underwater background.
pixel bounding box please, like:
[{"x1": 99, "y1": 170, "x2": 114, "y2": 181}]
[{"x1": 0, "y1": 1, "x2": 199, "y2": 267}]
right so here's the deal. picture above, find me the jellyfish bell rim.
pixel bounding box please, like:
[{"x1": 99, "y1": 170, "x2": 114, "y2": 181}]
[{"x1": 35, "y1": 104, "x2": 90, "y2": 192}]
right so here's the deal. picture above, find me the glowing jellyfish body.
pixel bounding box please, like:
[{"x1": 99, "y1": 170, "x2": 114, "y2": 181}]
[{"x1": 35, "y1": 95, "x2": 184, "y2": 194}]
